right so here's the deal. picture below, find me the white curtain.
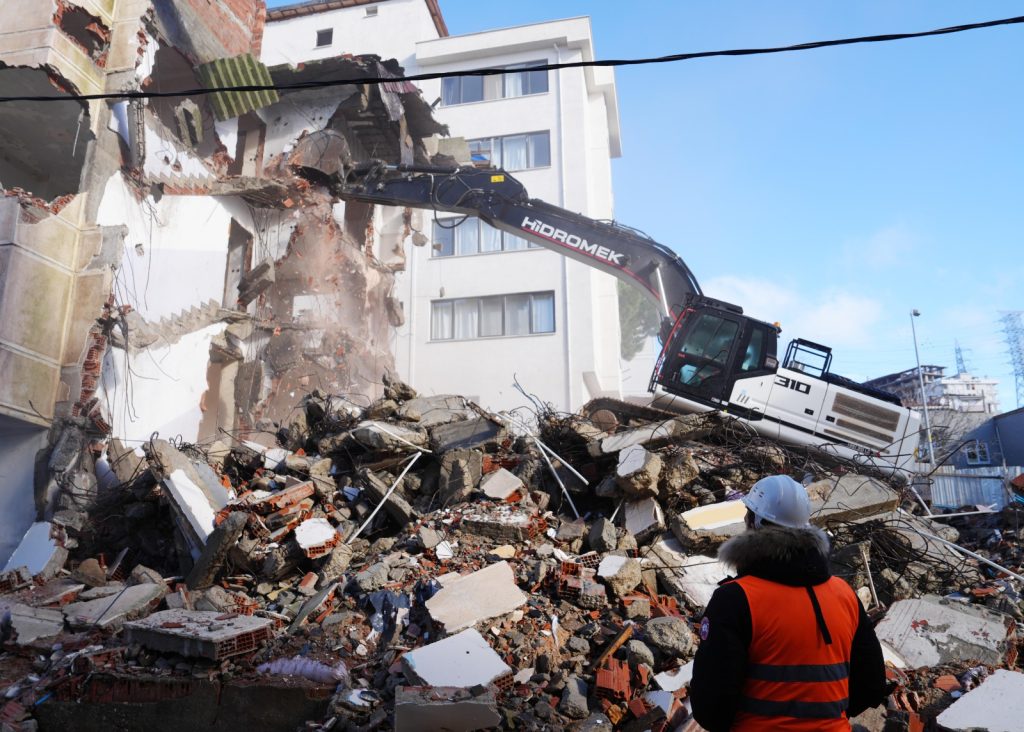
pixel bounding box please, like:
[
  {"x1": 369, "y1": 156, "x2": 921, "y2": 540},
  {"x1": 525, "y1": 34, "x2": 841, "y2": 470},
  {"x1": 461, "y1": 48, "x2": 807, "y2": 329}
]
[
  {"x1": 529, "y1": 132, "x2": 550, "y2": 168},
  {"x1": 431, "y1": 302, "x2": 453, "y2": 340},
  {"x1": 480, "y1": 222, "x2": 501, "y2": 252},
  {"x1": 480, "y1": 297, "x2": 504, "y2": 336},
  {"x1": 504, "y1": 70, "x2": 524, "y2": 98},
  {"x1": 502, "y1": 136, "x2": 528, "y2": 170},
  {"x1": 505, "y1": 294, "x2": 530, "y2": 335},
  {"x1": 441, "y1": 78, "x2": 460, "y2": 106},
  {"x1": 454, "y1": 299, "x2": 479, "y2": 339},
  {"x1": 456, "y1": 222, "x2": 479, "y2": 256},
  {"x1": 531, "y1": 293, "x2": 555, "y2": 333},
  {"x1": 504, "y1": 232, "x2": 528, "y2": 251}
]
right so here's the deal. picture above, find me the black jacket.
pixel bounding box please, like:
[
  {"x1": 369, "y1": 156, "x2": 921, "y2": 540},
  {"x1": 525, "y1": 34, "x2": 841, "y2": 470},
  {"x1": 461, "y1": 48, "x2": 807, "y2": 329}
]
[{"x1": 689, "y1": 526, "x2": 887, "y2": 731}]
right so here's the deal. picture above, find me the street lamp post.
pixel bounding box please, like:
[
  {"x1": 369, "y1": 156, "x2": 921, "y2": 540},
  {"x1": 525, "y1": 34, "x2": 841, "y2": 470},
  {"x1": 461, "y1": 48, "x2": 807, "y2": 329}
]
[{"x1": 910, "y1": 309, "x2": 935, "y2": 468}]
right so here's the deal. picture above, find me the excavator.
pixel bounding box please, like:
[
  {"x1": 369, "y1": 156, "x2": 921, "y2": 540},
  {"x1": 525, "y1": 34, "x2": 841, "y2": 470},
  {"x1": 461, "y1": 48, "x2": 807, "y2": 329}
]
[{"x1": 334, "y1": 161, "x2": 922, "y2": 476}]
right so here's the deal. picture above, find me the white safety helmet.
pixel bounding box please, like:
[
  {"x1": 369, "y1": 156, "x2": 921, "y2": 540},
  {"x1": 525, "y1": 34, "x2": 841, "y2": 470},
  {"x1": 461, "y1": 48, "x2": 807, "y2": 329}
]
[{"x1": 742, "y1": 475, "x2": 812, "y2": 529}]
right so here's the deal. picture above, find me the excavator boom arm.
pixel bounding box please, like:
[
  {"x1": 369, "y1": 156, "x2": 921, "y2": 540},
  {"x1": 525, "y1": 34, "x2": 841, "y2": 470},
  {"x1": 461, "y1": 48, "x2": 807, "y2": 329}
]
[{"x1": 337, "y1": 162, "x2": 701, "y2": 318}]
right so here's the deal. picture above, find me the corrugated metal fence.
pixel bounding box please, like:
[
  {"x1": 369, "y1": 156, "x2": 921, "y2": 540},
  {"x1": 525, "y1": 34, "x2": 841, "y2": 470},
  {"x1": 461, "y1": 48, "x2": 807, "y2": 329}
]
[{"x1": 930, "y1": 465, "x2": 1024, "y2": 510}]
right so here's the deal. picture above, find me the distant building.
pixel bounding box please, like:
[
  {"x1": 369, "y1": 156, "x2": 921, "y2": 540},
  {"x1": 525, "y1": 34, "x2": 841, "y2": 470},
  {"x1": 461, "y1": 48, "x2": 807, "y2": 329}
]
[
  {"x1": 864, "y1": 365, "x2": 947, "y2": 408},
  {"x1": 866, "y1": 365, "x2": 1001, "y2": 463},
  {"x1": 264, "y1": 2, "x2": 624, "y2": 413}
]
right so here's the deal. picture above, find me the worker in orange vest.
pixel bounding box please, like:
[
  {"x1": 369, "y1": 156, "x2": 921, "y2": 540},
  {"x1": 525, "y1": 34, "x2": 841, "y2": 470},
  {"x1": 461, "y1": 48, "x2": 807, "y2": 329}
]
[{"x1": 690, "y1": 475, "x2": 888, "y2": 731}]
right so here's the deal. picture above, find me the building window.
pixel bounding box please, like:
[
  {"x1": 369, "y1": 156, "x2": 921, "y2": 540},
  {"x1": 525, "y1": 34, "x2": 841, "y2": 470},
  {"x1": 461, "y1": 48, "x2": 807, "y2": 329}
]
[
  {"x1": 467, "y1": 132, "x2": 550, "y2": 170},
  {"x1": 431, "y1": 218, "x2": 537, "y2": 257},
  {"x1": 441, "y1": 75, "x2": 484, "y2": 105},
  {"x1": 964, "y1": 440, "x2": 990, "y2": 465},
  {"x1": 364, "y1": 6, "x2": 378, "y2": 17},
  {"x1": 315, "y1": 28, "x2": 333, "y2": 48},
  {"x1": 441, "y1": 60, "x2": 547, "y2": 106},
  {"x1": 503, "y1": 62, "x2": 549, "y2": 97},
  {"x1": 431, "y1": 292, "x2": 556, "y2": 340}
]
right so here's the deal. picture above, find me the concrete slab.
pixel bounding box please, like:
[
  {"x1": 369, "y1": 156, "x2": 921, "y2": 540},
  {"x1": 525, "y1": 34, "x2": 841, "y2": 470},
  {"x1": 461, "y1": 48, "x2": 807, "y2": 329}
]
[
  {"x1": 623, "y1": 497, "x2": 665, "y2": 543},
  {"x1": 425, "y1": 561, "x2": 527, "y2": 632},
  {"x1": 936, "y1": 669, "x2": 1024, "y2": 732},
  {"x1": 350, "y1": 420, "x2": 428, "y2": 452},
  {"x1": 64, "y1": 582, "x2": 165, "y2": 630},
  {"x1": 480, "y1": 468, "x2": 523, "y2": 500},
  {"x1": 596, "y1": 414, "x2": 716, "y2": 456},
  {"x1": 401, "y1": 628, "x2": 511, "y2": 688},
  {"x1": 461, "y1": 506, "x2": 542, "y2": 542},
  {"x1": 429, "y1": 417, "x2": 504, "y2": 452},
  {"x1": 598, "y1": 423, "x2": 675, "y2": 455},
  {"x1": 808, "y1": 474, "x2": 898, "y2": 525},
  {"x1": 397, "y1": 395, "x2": 475, "y2": 427},
  {"x1": 2, "y1": 603, "x2": 64, "y2": 644},
  {"x1": 644, "y1": 537, "x2": 726, "y2": 609},
  {"x1": 680, "y1": 500, "x2": 747, "y2": 533},
  {"x1": 874, "y1": 595, "x2": 1015, "y2": 667},
  {"x1": 124, "y1": 609, "x2": 275, "y2": 660},
  {"x1": 394, "y1": 686, "x2": 500, "y2": 732},
  {"x1": 164, "y1": 469, "x2": 222, "y2": 545},
  {"x1": 3, "y1": 522, "x2": 68, "y2": 579}
]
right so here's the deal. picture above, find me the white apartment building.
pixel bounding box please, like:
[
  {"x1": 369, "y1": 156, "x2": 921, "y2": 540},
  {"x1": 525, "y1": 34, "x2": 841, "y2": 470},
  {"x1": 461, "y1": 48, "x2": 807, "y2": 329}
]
[
  {"x1": 927, "y1": 371, "x2": 1000, "y2": 414},
  {"x1": 263, "y1": 0, "x2": 623, "y2": 413}
]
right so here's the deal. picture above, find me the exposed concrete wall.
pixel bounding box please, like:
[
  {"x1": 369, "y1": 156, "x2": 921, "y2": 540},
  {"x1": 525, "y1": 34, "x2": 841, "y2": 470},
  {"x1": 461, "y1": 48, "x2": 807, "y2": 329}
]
[{"x1": 101, "y1": 322, "x2": 227, "y2": 444}]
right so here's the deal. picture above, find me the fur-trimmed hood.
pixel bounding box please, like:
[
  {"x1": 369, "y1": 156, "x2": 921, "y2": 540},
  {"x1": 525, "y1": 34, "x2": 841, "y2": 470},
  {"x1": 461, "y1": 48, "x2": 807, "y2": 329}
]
[{"x1": 717, "y1": 525, "x2": 832, "y2": 586}]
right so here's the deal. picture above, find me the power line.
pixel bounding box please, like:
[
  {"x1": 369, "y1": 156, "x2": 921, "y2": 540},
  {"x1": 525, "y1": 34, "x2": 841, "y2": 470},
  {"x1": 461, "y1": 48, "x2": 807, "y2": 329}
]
[{"x1": 2, "y1": 14, "x2": 1023, "y2": 104}]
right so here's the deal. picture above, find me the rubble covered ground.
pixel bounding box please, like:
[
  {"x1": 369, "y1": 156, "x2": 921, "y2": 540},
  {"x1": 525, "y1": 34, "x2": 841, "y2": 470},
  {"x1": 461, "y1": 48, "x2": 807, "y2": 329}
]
[{"x1": 2, "y1": 378, "x2": 1023, "y2": 732}]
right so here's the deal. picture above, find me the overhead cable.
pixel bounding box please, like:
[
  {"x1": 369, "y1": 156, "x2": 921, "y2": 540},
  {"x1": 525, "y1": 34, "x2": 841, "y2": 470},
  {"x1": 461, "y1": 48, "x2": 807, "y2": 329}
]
[{"x1": 1, "y1": 14, "x2": 1022, "y2": 104}]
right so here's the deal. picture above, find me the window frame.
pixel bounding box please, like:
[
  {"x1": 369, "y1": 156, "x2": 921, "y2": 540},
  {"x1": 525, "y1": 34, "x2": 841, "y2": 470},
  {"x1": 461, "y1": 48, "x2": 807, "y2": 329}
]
[
  {"x1": 466, "y1": 131, "x2": 551, "y2": 171},
  {"x1": 439, "y1": 60, "x2": 548, "y2": 107},
  {"x1": 315, "y1": 28, "x2": 333, "y2": 48},
  {"x1": 430, "y1": 291, "x2": 555, "y2": 341},
  {"x1": 964, "y1": 440, "x2": 991, "y2": 466}
]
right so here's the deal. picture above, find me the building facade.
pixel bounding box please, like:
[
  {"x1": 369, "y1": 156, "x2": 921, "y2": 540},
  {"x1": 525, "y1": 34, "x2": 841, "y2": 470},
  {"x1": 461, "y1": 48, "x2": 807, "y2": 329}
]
[{"x1": 264, "y1": 2, "x2": 624, "y2": 414}]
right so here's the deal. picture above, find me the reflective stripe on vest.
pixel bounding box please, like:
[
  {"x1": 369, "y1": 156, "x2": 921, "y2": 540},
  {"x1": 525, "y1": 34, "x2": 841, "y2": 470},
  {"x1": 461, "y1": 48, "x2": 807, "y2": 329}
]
[{"x1": 733, "y1": 575, "x2": 860, "y2": 732}]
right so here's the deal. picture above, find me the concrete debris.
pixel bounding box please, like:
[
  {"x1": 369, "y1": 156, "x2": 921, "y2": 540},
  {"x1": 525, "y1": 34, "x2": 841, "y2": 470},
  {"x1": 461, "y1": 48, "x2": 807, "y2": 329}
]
[
  {"x1": 401, "y1": 628, "x2": 512, "y2": 688},
  {"x1": 874, "y1": 595, "x2": 1016, "y2": 667},
  {"x1": 616, "y1": 445, "x2": 663, "y2": 498},
  {"x1": 597, "y1": 556, "x2": 642, "y2": 598},
  {"x1": 2, "y1": 603, "x2": 65, "y2": 644},
  {"x1": 64, "y1": 583, "x2": 166, "y2": 630},
  {"x1": 394, "y1": 686, "x2": 500, "y2": 732},
  {"x1": 480, "y1": 468, "x2": 524, "y2": 500},
  {"x1": 623, "y1": 497, "x2": 665, "y2": 543},
  {"x1": 0, "y1": 379, "x2": 1018, "y2": 731},
  {"x1": 935, "y1": 669, "x2": 1024, "y2": 732},
  {"x1": 124, "y1": 609, "x2": 275, "y2": 660},
  {"x1": 425, "y1": 561, "x2": 527, "y2": 631}
]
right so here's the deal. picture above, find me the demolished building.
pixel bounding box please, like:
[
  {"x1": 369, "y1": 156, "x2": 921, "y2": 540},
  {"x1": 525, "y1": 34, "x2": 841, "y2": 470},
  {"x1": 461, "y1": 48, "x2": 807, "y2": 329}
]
[
  {"x1": 3, "y1": 3, "x2": 1024, "y2": 732},
  {"x1": 0, "y1": 0, "x2": 445, "y2": 559}
]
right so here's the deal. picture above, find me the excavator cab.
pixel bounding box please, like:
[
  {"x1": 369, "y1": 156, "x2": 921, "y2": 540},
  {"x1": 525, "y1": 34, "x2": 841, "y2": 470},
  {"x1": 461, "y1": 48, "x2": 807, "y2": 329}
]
[{"x1": 652, "y1": 296, "x2": 779, "y2": 409}]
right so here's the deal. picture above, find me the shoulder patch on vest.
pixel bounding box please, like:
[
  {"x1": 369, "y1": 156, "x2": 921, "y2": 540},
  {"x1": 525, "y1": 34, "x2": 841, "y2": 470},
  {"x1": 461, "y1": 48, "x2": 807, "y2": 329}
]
[{"x1": 699, "y1": 616, "x2": 710, "y2": 641}]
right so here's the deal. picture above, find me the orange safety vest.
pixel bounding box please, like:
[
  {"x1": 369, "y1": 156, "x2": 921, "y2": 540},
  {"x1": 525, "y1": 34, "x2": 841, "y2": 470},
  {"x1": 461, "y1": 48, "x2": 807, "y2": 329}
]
[{"x1": 730, "y1": 575, "x2": 861, "y2": 731}]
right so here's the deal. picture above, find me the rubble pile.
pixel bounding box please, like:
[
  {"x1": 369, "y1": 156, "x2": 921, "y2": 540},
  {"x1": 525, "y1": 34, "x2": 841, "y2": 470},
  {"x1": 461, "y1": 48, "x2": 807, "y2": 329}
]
[{"x1": 2, "y1": 382, "x2": 1023, "y2": 731}]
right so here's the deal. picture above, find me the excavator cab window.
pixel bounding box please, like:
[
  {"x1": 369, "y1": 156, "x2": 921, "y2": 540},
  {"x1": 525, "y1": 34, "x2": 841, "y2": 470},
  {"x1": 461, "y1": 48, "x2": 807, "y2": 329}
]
[{"x1": 670, "y1": 312, "x2": 739, "y2": 391}]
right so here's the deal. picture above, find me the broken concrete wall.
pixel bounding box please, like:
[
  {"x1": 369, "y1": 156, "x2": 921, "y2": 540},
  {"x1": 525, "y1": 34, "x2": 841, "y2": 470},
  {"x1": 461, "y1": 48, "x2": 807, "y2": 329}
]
[{"x1": 2, "y1": 0, "x2": 457, "y2": 570}]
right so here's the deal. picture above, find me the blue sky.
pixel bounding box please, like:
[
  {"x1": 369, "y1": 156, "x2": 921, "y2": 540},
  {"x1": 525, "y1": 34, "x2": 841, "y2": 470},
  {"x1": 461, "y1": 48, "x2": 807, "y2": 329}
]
[{"x1": 267, "y1": 1, "x2": 1024, "y2": 409}]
